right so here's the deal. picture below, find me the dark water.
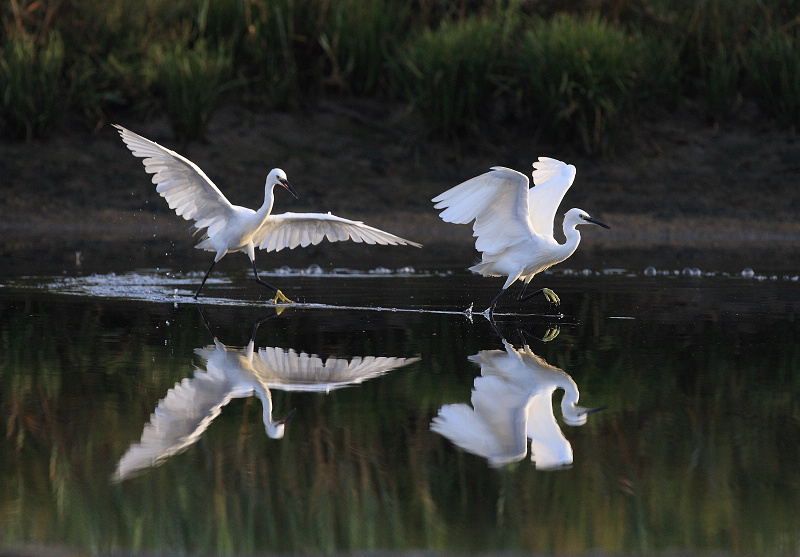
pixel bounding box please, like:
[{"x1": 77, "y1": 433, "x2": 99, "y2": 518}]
[{"x1": 2, "y1": 265, "x2": 800, "y2": 555}]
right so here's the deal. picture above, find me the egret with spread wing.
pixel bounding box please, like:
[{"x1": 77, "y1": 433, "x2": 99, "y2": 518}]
[
  {"x1": 432, "y1": 157, "x2": 609, "y2": 316},
  {"x1": 115, "y1": 125, "x2": 421, "y2": 301}
]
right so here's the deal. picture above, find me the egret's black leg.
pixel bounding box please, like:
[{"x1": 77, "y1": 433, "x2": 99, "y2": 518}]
[
  {"x1": 517, "y1": 282, "x2": 560, "y2": 305},
  {"x1": 194, "y1": 260, "x2": 216, "y2": 298},
  {"x1": 251, "y1": 259, "x2": 279, "y2": 292},
  {"x1": 488, "y1": 288, "x2": 507, "y2": 320},
  {"x1": 251, "y1": 259, "x2": 293, "y2": 303}
]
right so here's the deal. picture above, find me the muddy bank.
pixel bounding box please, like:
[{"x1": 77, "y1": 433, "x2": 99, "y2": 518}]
[{"x1": 3, "y1": 101, "x2": 800, "y2": 276}]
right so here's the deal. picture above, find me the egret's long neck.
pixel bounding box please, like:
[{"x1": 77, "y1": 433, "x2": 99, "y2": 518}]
[
  {"x1": 558, "y1": 222, "x2": 582, "y2": 263},
  {"x1": 258, "y1": 183, "x2": 276, "y2": 218}
]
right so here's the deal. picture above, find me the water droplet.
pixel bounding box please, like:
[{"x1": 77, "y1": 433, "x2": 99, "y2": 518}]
[
  {"x1": 741, "y1": 268, "x2": 755, "y2": 279},
  {"x1": 644, "y1": 266, "x2": 657, "y2": 276}
]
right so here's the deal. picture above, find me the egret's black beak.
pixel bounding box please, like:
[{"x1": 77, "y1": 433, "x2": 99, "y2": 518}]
[
  {"x1": 586, "y1": 216, "x2": 610, "y2": 229},
  {"x1": 280, "y1": 178, "x2": 299, "y2": 199},
  {"x1": 278, "y1": 408, "x2": 297, "y2": 425}
]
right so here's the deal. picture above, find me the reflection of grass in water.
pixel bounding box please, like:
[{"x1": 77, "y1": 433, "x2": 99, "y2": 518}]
[{"x1": 2, "y1": 293, "x2": 800, "y2": 553}]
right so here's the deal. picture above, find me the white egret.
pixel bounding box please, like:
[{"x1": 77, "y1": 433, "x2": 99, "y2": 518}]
[
  {"x1": 114, "y1": 125, "x2": 421, "y2": 301},
  {"x1": 113, "y1": 318, "x2": 419, "y2": 481},
  {"x1": 431, "y1": 336, "x2": 599, "y2": 469},
  {"x1": 432, "y1": 157, "x2": 609, "y2": 316}
]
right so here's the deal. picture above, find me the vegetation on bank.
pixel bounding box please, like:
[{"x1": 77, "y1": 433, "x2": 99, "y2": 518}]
[{"x1": 1, "y1": 0, "x2": 799, "y2": 153}]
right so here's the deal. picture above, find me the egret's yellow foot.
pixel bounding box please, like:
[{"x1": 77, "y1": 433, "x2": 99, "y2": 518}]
[
  {"x1": 542, "y1": 288, "x2": 560, "y2": 305},
  {"x1": 273, "y1": 290, "x2": 293, "y2": 304},
  {"x1": 542, "y1": 327, "x2": 560, "y2": 342}
]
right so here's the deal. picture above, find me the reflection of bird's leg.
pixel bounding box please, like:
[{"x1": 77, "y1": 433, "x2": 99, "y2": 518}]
[
  {"x1": 194, "y1": 260, "x2": 216, "y2": 298},
  {"x1": 517, "y1": 282, "x2": 560, "y2": 306},
  {"x1": 249, "y1": 312, "x2": 281, "y2": 344},
  {"x1": 197, "y1": 307, "x2": 215, "y2": 337},
  {"x1": 518, "y1": 326, "x2": 560, "y2": 344},
  {"x1": 251, "y1": 259, "x2": 293, "y2": 304}
]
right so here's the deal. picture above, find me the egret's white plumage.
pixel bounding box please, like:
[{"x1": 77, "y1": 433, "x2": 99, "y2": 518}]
[
  {"x1": 431, "y1": 338, "x2": 596, "y2": 469},
  {"x1": 114, "y1": 124, "x2": 421, "y2": 300},
  {"x1": 113, "y1": 335, "x2": 419, "y2": 481},
  {"x1": 432, "y1": 157, "x2": 609, "y2": 315}
]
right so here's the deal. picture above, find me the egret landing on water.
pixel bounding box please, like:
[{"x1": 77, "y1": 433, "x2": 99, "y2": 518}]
[
  {"x1": 114, "y1": 125, "x2": 421, "y2": 301},
  {"x1": 432, "y1": 157, "x2": 609, "y2": 317}
]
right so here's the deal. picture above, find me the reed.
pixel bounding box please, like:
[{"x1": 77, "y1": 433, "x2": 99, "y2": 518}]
[
  {"x1": 148, "y1": 37, "x2": 237, "y2": 140},
  {"x1": 399, "y1": 16, "x2": 508, "y2": 137},
  {"x1": 0, "y1": 31, "x2": 65, "y2": 140},
  {"x1": 743, "y1": 28, "x2": 800, "y2": 129},
  {"x1": 516, "y1": 13, "x2": 641, "y2": 155}
]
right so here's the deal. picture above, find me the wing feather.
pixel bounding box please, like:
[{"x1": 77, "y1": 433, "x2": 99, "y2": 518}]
[
  {"x1": 528, "y1": 157, "x2": 576, "y2": 238},
  {"x1": 254, "y1": 212, "x2": 421, "y2": 252},
  {"x1": 114, "y1": 125, "x2": 235, "y2": 232},
  {"x1": 252, "y1": 347, "x2": 419, "y2": 392},
  {"x1": 433, "y1": 167, "x2": 534, "y2": 254}
]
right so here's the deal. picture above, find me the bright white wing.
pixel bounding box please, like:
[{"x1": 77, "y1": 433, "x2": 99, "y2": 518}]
[
  {"x1": 432, "y1": 167, "x2": 534, "y2": 254},
  {"x1": 114, "y1": 125, "x2": 235, "y2": 235},
  {"x1": 528, "y1": 157, "x2": 576, "y2": 237},
  {"x1": 252, "y1": 347, "x2": 419, "y2": 392},
  {"x1": 254, "y1": 212, "x2": 422, "y2": 252},
  {"x1": 112, "y1": 369, "x2": 237, "y2": 482}
]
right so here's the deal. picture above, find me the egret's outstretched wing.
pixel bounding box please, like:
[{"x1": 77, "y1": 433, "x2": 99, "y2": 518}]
[
  {"x1": 112, "y1": 369, "x2": 237, "y2": 482},
  {"x1": 528, "y1": 157, "x2": 576, "y2": 238},
  {"x1": 252, "y1": 347, "x2": 419, "y2": 392},
  {"x1": 254, "y1": 212, "x2": 422, "y2": 252},
  {"x1": 114, "y1": 125, "x2": 235, "y2": 235},
  {"x1": 432, "y1": 167, "x2": 534, "y2": 254}
]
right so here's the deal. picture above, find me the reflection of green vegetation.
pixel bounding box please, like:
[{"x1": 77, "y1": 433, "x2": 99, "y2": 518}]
[
  {"x1": 1, "y1": 288, "x2": 800, "y2": 554},
  {"x1": 2, "y1": 0, "x2": 799, "y2": 149}
]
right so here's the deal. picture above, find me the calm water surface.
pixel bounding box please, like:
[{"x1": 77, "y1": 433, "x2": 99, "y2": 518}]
[{"x1": 1, "y1": 265, "x2": 800, "y2": 555}]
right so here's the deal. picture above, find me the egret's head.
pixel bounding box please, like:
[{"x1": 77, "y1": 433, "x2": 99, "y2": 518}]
[
  {"x1": 565, "y1": 208, "x2": 610, "y2": 229},
  {"x1": 267, "y1": 168, "x2": 299, "y2": 199}
]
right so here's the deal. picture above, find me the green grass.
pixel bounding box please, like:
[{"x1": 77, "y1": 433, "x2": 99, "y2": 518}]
[
  {"x1": 147, "y1": 37, "x2": 237, "y2": 141},
  {"x1": 0, "y1": 31, "x2": 65, "y2": 140},
  {"x1": 516, "y1": 13, "x2": 641, "y2": 155},
  {"x1": 1, "y1": 0, "x2": 799, "y2": 149},
  {"x1": 743, "y1": 28, "x2": 800, "y2": 129},
  {"x1": 399, "y1": 16, "x2": 508, "y2": 137}
]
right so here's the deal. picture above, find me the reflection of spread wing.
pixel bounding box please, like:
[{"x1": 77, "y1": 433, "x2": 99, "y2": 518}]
[
  {"x1": 113, "y1": 369, "x2": 238, "y2": 482},
  {"x1": 254, "y1": 212, "x2": 421, "y2": 252},
  {"x1": 252, "y1": 347, "x2": 419, "y2": 392},
  {"x1": 114, "y1": 125, "x2": 235, "y2": 236},
  {"x1": 431, "y1": 375, "x2": 528, "y2": 467}
]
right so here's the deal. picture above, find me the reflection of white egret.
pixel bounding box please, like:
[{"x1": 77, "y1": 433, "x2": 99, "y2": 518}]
[
  {"x1": 113, "y1": 327, "x2": 419, "y2": 482},
  {"x1": 114, "y1": 125, "x2": 421, "y2": 301},
  {"x1": 432, "y1": 158, "x2": 609, "y2": 316},
  {"x1": 431, "y1": 338, "x2": 598, "y2": 469}
]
